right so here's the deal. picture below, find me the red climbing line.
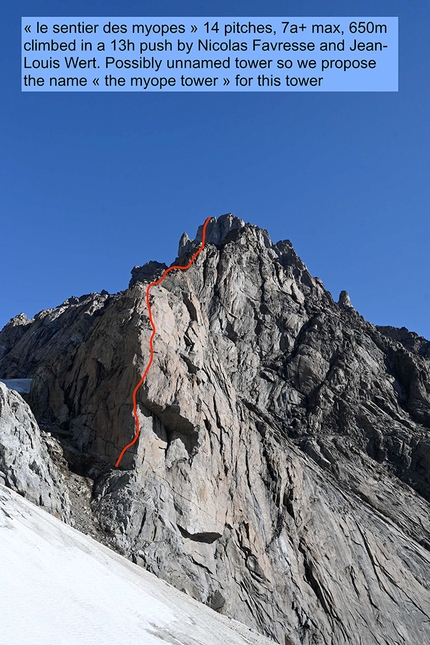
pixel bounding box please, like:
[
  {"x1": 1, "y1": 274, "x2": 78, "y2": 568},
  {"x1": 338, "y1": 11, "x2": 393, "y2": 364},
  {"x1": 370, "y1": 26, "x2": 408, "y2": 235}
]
[{"x1": 115, "y1": 217, "x2": 211, "y2": 467}]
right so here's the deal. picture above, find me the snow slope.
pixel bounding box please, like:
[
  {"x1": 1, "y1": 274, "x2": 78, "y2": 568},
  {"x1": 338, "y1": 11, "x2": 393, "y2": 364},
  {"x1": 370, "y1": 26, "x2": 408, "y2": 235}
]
[{"x1": 0, "y1": 484, "x2": 275, "y2": 645}]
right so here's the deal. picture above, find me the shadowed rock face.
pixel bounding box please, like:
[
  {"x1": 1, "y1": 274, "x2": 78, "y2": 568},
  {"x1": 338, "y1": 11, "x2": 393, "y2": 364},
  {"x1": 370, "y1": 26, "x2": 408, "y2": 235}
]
[{"x1": 1, "y1": 215, "x2": 430, "y2": 645}]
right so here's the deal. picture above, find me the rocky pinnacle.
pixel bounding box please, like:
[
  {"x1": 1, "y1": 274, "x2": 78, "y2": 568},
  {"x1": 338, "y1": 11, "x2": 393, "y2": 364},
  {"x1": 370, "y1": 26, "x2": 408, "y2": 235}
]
[{"x1": 0, "y1": 215, "x2": 429, "y2": 645}]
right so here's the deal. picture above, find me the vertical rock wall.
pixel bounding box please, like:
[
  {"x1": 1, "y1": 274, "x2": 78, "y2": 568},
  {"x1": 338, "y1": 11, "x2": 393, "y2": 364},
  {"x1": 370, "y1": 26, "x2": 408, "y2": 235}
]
[{"x1": 0, "y1": 215, "x2": 429, "y2": 644}]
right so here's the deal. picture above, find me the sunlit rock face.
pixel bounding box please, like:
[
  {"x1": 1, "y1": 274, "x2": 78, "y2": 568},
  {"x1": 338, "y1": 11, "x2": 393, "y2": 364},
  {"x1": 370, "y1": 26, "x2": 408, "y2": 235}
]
[
  {"x1": 0, "y1": 382, "x2": 70, "y2": 518},
  {"x1": 1, "y1": 215, "x2": 430, "y2": 645}
]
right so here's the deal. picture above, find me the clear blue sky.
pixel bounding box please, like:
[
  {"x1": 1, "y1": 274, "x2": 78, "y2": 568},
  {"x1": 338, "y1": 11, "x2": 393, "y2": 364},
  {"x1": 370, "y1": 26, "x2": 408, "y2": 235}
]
[{"x1": 2, "y1": 0, "x2": 429, "y2": 339}]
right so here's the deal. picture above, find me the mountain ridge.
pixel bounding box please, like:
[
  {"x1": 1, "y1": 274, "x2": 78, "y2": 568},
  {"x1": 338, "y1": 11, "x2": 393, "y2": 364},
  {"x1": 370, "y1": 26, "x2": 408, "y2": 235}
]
[{"x1": 0, "y1": 214, "x2": 429, "y2": 644}]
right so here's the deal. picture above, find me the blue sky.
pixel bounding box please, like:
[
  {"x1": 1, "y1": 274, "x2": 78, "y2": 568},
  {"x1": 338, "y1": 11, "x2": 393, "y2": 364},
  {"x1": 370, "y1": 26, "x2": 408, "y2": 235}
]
[{"x1": 2, "y1": 0, "x2": 429, "y2": 339}]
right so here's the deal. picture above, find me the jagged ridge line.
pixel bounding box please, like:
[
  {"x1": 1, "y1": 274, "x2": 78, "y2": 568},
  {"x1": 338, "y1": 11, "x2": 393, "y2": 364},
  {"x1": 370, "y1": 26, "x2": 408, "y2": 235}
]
[{"x1": 115, "y1": 217, "x2": 211, "y2": 468}]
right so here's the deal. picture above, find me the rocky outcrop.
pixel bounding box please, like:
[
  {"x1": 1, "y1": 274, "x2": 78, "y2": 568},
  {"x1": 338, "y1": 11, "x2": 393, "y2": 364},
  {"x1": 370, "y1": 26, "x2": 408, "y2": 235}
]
[
  {"x1": 130, "y1": 261, "x2": 168, "y2": 288},
  {"x1": 0, "y1": 292, "x2": 111, "y2": 379},
  {"x1": 178, "y1": 213, "x2": 246, "y2": 256},
  {"x1": 0, "y1": 214, "x2": 429, "y2": 644},
  {"x1": 0, "y1": 382, "x2": 70, "y2": 518},
  {"x1": 337, "y1": 289, "x2": 353, "y2": 309}
]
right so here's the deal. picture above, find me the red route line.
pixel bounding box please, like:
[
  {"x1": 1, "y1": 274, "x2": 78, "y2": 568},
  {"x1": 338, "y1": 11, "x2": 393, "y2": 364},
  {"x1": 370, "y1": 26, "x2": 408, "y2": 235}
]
[{"x1": 115, "y1": 217, "x2": 211, "y2": 468}]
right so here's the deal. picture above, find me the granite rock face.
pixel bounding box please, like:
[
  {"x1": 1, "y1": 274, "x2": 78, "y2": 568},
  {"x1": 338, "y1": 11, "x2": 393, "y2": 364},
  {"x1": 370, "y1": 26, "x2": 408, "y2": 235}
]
[
  {"x1": 0, "y1": 382, "x2": 70, "y2": 518},
  {"x1": 1, "y1": 214, "x2": 430, "y2": 645}
]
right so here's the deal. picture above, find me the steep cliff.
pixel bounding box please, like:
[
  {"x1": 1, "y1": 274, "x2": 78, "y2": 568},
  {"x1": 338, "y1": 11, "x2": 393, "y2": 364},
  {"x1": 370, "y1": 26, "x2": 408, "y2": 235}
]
[
  {"x1": 0, "y1": 382, "x2": 70, "y2": 518},
  {"x1": 1, "y1": 215, "x2": 429, "y2": 645}
]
